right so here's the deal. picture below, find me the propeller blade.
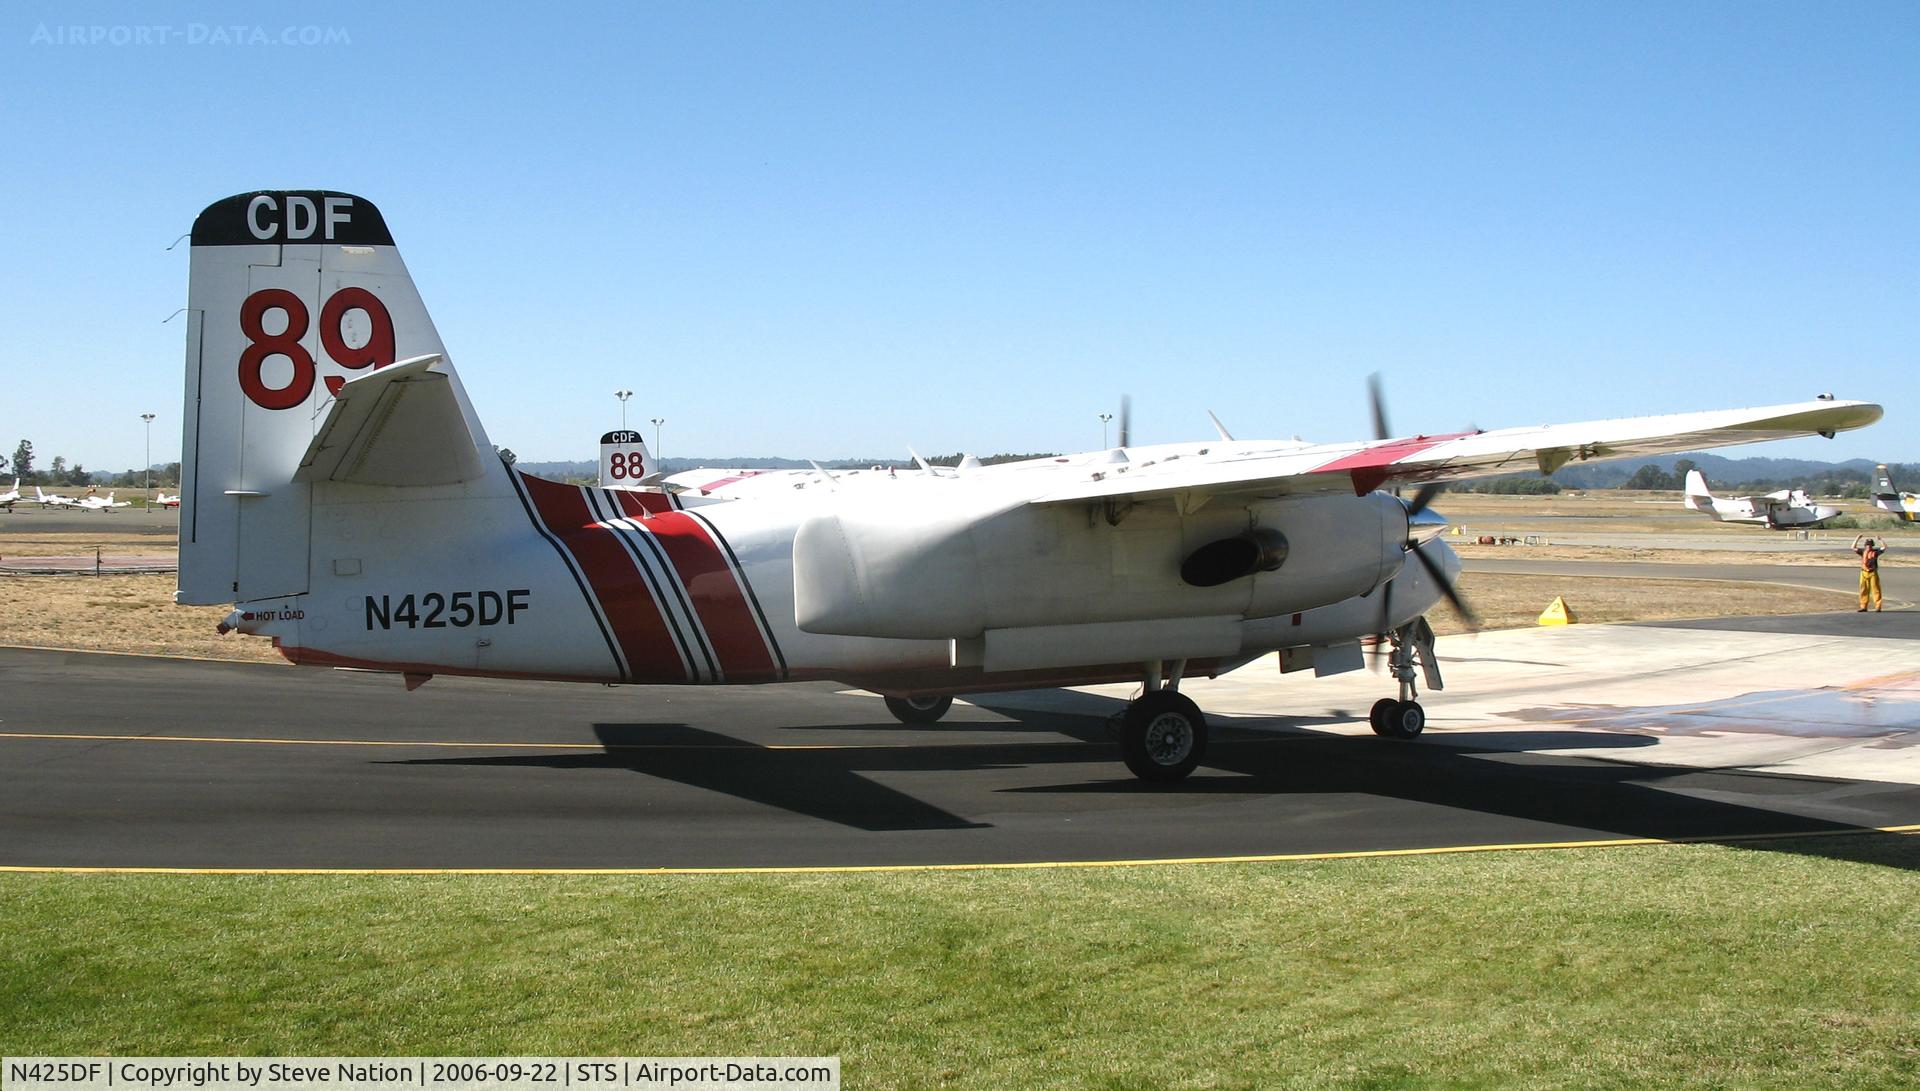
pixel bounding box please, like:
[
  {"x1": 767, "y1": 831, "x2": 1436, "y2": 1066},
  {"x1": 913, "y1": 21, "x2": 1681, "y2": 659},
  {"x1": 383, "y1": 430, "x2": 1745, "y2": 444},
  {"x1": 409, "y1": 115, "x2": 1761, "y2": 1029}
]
[
  {"x1": 1367, "y1": 373, "x2": 1390, "y2": 442},
  {"x1": 1370, "y1": 574, "x2": 1394, "y2": 672},
  {"x1": 1406, "y1": 481, "x2": 1447, "y2": 517},
  {"x1": 1411, "y1": 543, "x2": 1479, "y2": 628},
  {"x1": 1118, "y1": 395, "x2": 1132, "y2": 449}
]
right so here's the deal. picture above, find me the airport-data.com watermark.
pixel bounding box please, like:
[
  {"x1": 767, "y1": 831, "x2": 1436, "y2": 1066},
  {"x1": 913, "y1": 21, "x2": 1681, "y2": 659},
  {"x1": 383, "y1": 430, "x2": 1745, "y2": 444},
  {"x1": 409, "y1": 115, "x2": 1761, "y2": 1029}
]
[{"x1": 28, "y1": 23, "x2": 350, "y2": 47}]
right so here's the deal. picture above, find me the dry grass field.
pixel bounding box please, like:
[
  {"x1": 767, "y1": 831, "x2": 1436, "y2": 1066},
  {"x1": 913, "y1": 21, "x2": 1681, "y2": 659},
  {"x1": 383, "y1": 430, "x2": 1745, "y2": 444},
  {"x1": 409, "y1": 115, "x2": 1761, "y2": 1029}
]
[
  {"x1": 0, "y1": 572, "x2": 283, "y2": 663},
  {"x1": 1430, "y1": 572, "x2": 1845, "y2": 635},
  {"x1": 1453, "y1": 541, "x2": 1912, "y2": 567},
  {"x1": 1443, "y1": 489, "x2": 1918, "y2": 540}
]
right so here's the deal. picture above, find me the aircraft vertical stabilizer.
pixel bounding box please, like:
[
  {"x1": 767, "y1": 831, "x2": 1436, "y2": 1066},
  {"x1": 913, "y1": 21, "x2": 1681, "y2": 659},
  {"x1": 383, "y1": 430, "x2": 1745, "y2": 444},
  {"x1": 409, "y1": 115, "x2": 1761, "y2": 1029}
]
[{"x1": 179, "y1": 191, "x2": 493, "y2": 604}]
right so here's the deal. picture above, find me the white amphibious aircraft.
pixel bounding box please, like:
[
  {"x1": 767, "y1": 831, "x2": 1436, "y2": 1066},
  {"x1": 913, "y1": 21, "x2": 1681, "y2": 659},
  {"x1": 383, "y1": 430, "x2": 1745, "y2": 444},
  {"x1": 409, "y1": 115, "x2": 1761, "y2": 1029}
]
[
  {"x1": 73, "y1": 491, "x2": 130, "y2": 513},
  {"x1": 1682, "y1": 470, "x2": 1841, "y2": 529},
  {"x1": 1871, "y1": 465, "x2": 1918, "y2": 523},
  {"x1": 0, "y1": 480, "x2": 19, "y2": 512},
  {"x1": 176, "y1": 191, "x2": 1883, "y2": 781}
]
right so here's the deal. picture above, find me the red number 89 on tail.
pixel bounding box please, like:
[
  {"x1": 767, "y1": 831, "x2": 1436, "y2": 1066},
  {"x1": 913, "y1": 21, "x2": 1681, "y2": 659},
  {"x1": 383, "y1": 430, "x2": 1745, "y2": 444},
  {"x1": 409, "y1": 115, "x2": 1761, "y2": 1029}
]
[{"x1": 238, "y1": 287, "x2": 396, "y2": 410}]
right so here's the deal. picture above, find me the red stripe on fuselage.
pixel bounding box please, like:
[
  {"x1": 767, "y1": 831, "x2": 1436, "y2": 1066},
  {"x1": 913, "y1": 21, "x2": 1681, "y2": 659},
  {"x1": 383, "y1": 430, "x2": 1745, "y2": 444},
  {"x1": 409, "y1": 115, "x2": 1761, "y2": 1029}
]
[
  {"x1": 616, "y1": 488, "x2": 678, "y2": 514},
  {"x1": 519, "y1": 474, "x2": 690, "y2": 682},
  {"x1": 610, "y1": 493, "x2": 780, "y2": 683}
]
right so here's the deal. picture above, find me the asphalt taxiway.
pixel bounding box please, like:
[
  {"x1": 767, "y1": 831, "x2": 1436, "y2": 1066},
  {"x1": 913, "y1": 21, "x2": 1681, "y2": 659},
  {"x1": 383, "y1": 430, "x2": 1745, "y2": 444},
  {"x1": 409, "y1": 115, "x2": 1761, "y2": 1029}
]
[
  {"x1": 4, "y1": 609, "x2": 1919, "y2": 871},
  {"x1": 0, "y1": 507, "x2": 178, "y2": 534}
]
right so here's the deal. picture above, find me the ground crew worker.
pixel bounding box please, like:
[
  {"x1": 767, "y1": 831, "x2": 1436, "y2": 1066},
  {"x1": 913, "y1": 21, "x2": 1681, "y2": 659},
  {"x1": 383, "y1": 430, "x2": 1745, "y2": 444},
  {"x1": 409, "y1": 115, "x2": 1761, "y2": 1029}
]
[{"x1": 1854, "y1": 535, "x2": 1887, "y2": 612}]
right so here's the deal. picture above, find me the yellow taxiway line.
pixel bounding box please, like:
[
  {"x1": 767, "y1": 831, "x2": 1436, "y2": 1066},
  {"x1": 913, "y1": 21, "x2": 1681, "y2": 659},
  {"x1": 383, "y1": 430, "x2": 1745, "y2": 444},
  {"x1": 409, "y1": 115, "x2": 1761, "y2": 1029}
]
[{"x1": 2, "y1": 826, "x2": 1915, "y2": 877}]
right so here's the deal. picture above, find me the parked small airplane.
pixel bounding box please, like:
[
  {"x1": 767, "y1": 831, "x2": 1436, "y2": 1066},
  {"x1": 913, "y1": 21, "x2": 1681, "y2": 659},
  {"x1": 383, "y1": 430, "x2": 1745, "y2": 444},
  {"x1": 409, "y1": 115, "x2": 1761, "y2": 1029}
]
[
  {"x1": 1871, "y1": 465, "x2": 1918, "y2": 523},
  {"x1": 175, "y1": 191, "x2": 1884, "y2": 781},
  {"x1": 1683, "y1": 470, "x2": 1841, "y2": 529},
  {"x1": 153, "y1": 492, "x2": 182, "y2": 508},
  {"x1": 74, "y1": 491, "x2": 130, "y2": 512},
  {"x1": 0, "y1": 479, "x2": 19, "y2": 513},
  {"x1": 34, "y1": 486, "x2": 80, "y2": 509}
]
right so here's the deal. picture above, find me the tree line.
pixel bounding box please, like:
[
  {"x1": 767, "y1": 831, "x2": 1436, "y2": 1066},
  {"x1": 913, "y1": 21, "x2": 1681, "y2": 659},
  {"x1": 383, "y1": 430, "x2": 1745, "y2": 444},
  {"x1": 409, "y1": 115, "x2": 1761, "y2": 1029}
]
[
  {"x1": 1457, "y1": 460, "x2": 1912, "y2": 497},
  {"x1": 1, "y1": 439, "x2": 180, "y2": 488}
]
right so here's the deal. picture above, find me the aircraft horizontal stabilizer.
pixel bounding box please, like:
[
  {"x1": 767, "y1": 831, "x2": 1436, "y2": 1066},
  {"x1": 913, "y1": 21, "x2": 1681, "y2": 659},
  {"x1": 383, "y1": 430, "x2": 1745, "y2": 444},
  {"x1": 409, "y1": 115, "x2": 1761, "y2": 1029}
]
[{"x1": 294, "y1": 354, "x2": 488, "y2": 486}]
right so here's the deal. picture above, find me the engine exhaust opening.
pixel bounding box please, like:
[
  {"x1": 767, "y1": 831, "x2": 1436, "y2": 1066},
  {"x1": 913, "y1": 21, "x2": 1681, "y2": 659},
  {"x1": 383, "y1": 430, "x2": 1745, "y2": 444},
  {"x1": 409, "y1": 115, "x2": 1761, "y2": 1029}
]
[{"x1": 1180, "y1": 527, "x2": 1289, "y2": 588}]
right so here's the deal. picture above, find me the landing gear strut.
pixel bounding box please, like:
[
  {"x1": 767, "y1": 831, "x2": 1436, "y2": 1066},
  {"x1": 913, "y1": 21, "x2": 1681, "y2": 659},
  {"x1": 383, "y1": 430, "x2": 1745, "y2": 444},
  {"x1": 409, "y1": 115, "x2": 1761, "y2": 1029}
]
[
  {"x1": 1370, "y1": 616, "x2": 1442, "y2": 740},
  {"x1": 1120, "y1": 659, "x2": 1209, "y2": 782}
]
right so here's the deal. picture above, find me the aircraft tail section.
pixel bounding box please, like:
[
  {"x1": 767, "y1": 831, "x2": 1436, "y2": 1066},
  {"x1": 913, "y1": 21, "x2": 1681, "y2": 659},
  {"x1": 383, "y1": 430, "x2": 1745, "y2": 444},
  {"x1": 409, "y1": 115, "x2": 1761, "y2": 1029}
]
[
  {"x1": 1873, "y1": 464, "x2": 1919, "y2": 521},
  {"x1": 599, "y1": 430, "x2": 658, "y2": 487},
  {"x1": 1874, "y1": 464, "x2": 1898, "y2": 501},
  {"x1": 174, "y1": 189, "x2": 727, "y2": 687},
  {"x1": 178, "y1": 191, "x2": 494, "y2": 604},
  {"x1": 1683, "y1": 469, "x2": 1714, "y2": 511}
]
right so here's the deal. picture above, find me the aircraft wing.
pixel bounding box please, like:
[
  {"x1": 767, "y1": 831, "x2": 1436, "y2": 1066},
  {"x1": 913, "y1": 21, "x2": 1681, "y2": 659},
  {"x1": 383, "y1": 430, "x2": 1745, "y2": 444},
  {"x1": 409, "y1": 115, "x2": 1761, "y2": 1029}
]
[{"x1": 1031, "y1": 398, "x2": 1882, "y2": 508}]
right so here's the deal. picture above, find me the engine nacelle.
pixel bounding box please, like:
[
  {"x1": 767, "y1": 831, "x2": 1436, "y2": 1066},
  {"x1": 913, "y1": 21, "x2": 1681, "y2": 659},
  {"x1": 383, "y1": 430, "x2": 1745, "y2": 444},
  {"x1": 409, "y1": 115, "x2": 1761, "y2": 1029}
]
[
  {"x1": 793, "y1": 488, "x2": 1406, "y2": 640},
  {"x1": 1180, "y1": 527, "x2": 1290, "y2": 587}
]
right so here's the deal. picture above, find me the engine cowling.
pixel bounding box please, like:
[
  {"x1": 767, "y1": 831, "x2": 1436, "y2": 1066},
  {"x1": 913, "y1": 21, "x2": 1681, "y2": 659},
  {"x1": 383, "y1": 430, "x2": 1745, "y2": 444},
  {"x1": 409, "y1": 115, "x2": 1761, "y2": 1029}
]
[
  {"x1": 793, "y1": 488, "x2": 1406, "y2": 640},
  {"x1": 1180, "y1": 527, "x2": 1290, "y2": 587}
]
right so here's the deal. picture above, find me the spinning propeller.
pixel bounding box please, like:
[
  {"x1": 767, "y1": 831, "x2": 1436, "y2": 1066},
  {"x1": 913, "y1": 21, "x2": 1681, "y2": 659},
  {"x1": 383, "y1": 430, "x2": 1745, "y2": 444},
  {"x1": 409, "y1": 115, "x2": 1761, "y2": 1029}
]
[{"x1": 1366, "y1": 375, "x2": 1478, "y2": 664}]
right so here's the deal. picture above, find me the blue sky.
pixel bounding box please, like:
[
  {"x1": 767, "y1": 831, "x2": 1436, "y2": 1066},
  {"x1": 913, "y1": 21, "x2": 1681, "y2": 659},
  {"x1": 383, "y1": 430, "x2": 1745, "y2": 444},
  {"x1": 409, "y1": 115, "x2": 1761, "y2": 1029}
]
[{"x1": 2, "y1": 1, "x2": 1914, "y2": 470}]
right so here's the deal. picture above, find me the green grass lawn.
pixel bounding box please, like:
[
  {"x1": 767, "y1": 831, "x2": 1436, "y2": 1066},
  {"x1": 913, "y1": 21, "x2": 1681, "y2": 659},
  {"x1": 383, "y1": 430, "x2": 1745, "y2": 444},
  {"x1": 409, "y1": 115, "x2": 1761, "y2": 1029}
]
[{"x1": 4, "y1": 837, "x2": 1919, "y2": 1089}]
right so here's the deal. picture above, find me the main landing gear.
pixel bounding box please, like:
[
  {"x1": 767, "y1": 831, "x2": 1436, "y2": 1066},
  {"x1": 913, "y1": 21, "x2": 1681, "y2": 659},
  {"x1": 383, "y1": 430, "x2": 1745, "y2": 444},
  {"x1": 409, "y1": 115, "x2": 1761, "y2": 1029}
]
[
  {"x1": 1120, "y1": 659, "x2": 1209, "y2": 783},
  {"x1": 1370, "y1": 616, "x2": 1442, "y2": 741},
  {"x1": 884, "y1": 694, "x2": 954, "y2": 724}
]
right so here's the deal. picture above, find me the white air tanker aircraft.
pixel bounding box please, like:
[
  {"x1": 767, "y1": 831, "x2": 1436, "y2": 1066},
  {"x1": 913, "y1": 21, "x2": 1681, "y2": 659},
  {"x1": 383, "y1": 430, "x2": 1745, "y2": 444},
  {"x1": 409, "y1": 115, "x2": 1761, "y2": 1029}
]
[
  {"x1": 1682, "y1": 470, "x2": 1841, "y2": 529},
  {"x1": 176, "y1": 192, "x2": 1883, "y2": 781},
  {"x1": 34, "y1": 487, "x2": 79, "y2": 509},
  {"x1": 0, "y1": 480, "x2": 19, "y2": 512}
]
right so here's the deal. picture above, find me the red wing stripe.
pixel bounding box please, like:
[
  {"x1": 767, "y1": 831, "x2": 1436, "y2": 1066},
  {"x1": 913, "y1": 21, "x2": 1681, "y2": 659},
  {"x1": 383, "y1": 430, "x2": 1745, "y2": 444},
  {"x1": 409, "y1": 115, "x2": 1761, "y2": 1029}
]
[
  {"x1": 613, "y1": 493, "x2": 780, "y2": 683},
  {"x1": 1311, "y1": 432, "x2": 1478, "y2": 495},
  {"x1": 519, "y1": 474, "x2": 692, "y2": 683}
]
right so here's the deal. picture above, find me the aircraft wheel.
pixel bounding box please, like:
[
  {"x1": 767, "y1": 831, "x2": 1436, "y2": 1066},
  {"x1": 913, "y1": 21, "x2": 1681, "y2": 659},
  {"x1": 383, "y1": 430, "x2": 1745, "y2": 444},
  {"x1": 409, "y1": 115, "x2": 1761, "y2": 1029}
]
[
  {"x1": 1382, "y1": 700, "x2": 1425, "y2": 740},
  {"x1": 884, "y1": 694, "x2": 953, "y2": 725},
  {"x1": 1368, "y1": 698, "x2": 1400, "y2": 736},
  {"x1": 1121, "y1": 691, "x2": 1208, "y2": 783}
]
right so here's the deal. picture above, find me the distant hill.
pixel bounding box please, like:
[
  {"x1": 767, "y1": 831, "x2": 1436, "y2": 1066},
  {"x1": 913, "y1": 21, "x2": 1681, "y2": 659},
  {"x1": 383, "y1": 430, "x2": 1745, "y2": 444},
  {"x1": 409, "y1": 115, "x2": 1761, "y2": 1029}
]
[{"x1": 1552, "y1": 454, "x2": 1893, "y2": 490}]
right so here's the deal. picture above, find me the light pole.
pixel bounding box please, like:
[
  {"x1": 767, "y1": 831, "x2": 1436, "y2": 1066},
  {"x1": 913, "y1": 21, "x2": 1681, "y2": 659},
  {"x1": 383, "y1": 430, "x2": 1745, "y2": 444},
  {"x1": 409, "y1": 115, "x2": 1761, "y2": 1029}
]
[
  {"x1": 614, "y1": 389, "x2": 633, "y2": 429},
  {"x1": 1098, "y1": 412, "x2": 1113, "y2": 448},
  {"x1": 140, "y1": 413, "x2": 156, "y2": 506},
  {"x1": 650, "y1": 417, "x2": 665, "y2": 460}
]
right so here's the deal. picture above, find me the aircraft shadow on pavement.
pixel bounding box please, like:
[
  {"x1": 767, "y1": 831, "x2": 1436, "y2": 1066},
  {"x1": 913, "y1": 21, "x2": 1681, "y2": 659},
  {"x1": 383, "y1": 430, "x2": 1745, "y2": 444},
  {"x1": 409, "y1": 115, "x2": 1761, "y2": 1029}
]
[
  {"x1": 387, "y1": 722, "x2": 993, "y2": 833},
  {"x1": 384, "y1": 710, "x2": 1920, "y2": 869},
  {"x1": 1009, "y1": 729, "x2": 1920, "y2": 871}
]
